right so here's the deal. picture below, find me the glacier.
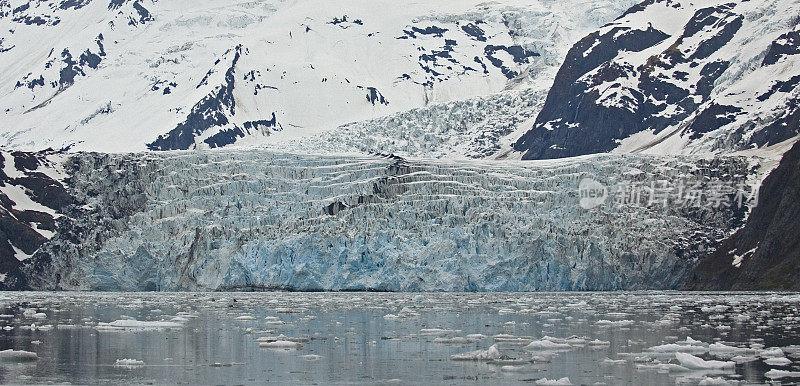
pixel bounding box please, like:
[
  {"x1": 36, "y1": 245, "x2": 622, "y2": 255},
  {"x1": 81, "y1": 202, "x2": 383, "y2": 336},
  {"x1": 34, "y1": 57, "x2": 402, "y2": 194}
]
[
  {"x1": 0, "y1": 0, "x2": 639, "y2": 154},
  {"x1": 17, "y1": 150, "x2": 756, "y2": 292}
]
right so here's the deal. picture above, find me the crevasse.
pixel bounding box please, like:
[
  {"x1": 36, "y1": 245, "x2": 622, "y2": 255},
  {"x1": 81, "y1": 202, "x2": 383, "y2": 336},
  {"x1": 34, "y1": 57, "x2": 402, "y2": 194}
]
[{"x1": 28, "y1": 150, "x2": 752, "y2": 292}]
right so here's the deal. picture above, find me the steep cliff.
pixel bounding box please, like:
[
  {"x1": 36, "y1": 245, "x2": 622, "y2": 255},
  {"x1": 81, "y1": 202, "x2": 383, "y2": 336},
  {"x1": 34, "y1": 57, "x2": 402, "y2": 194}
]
[{"x1": 686, "y1": 140, "x2": 800, "y2": 290}]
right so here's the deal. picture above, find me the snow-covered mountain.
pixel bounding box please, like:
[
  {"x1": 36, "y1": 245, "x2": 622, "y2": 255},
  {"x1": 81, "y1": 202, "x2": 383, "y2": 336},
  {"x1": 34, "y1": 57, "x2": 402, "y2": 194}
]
[
  {"x1": 0, "y1": 0, "x2": 637, "y2": 153},
  {"x1": 514, "y1": 0, "x2": 800, "y2": 159},
  {"x1": 0, "y1": 0, "x2": 798, "y2": 291}
]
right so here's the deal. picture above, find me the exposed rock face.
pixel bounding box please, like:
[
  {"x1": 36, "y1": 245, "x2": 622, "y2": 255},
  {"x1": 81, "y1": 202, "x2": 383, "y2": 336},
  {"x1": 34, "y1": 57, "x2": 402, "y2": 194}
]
[
  {"x1": 2, "y1": 150, "x2": 754, "y2": 292},
  {"x1": 686, "y1": 140, "x2": 800, "y2": 290},
  {"x1": 514, "y1": 0, "x2": 800, "y2": 160},
  {"x1": 0, "y1": 150, "x2": 72, "y2": 288}
]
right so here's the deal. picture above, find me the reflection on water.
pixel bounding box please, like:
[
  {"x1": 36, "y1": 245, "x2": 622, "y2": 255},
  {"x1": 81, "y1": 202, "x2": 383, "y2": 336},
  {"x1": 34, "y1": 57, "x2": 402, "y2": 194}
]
[{"x1": 0, "y1": 292, "x2": 798, "y2": 385}]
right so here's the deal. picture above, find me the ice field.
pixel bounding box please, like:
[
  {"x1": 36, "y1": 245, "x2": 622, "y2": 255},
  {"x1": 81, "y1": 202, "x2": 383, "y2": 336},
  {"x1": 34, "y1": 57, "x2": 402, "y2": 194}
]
[{"x1": 0, "y1": 292, "x2": 798, "y2": 384}]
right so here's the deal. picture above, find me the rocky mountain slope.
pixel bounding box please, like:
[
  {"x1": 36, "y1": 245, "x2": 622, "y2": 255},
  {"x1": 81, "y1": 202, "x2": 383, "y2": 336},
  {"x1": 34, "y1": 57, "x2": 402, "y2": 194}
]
[
  {"x1": 686, "y1": 139, "x2": 800, "y2": 290},
  {"x1": 514, "y1": 0, "x2": 800, "y2": 160},
  {"x1": 0, "y1": 150, "x2": 69, "y2": 283}
]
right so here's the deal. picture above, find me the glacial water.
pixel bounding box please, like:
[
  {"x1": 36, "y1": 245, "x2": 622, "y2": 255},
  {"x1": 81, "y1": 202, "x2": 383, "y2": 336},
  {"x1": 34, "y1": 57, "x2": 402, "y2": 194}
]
[{"x1": 0, "y1": 292, "x2": 798, "y2": 385}]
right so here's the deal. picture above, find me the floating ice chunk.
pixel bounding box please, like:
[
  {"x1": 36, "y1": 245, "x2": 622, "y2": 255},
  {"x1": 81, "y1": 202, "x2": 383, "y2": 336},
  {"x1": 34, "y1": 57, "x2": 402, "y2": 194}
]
[
  {"x1": 21, "y1": 309, "x2": 47, "y2": 319},
  {"x1": 493, "y1": 334, "x2": 533, "y2": 344},
  {"x1": 602, "y1": 358, "x2": 626, "y2": 365},
  {"x1": 98, "y1": 319, "x2": 182, "y2": 330},
  {"x1": 676, "y1": 337, "x2": 705, "y2": 345},
  {"x1": 730, "y1": 355, "x2": 758, "y2": 363},
  {"x1": 636, "y1": 363, "x2": 690, "y2": 372},
  {"x1": 535, "y1": 377, "x2": 572, "y2": 385},
  {"x1": 420, "y1": 328, "x2": 460, "y2": 336},
  {"x1": 384, "y1": 307, "x2": 419, "y2": 319},
  {"x1": 114, "y1": 358, "x2": 144, "y2": 368},
  {"x1": 491, "y1": 356, "x2": 532, "y2": 365},
  {"x1": 466, "y1": 334, "x2": 487, "y2": 340},
  {"x1": 587, "y1": 339, "x2": 611, "y2": 346},
  {"x1": 709, "y1": 342, "x2": 748, "y2": 353},
  {"x1": 540, "y1": 336, "x2": 567, "y2": 343},
  {"x1": 0, "y1": 349, "x2": 38, "y2": 362},
  {"x1": 733, "y1": 314, "x2": 750, "y2": 322},
  {"x1": 170, "y1": 316, "x2": 189, "y2": 323},
  {"x1": 646, "y1": 343, "x2": 708, "y2": 354},
  {"x1": 451, "y1": 344, "x2": 501, "y2": 361},
  {"x1": 764, "y1": 357, "x2": 792, "y2": 366},
  {"x1": 708, "y1": 343, "x2": 756, "y2": 360},
  {"x1": 259, "y1": 340, "x2": 302, "y2": 349},
  {"x1": 264, "y1": 316, "x2": 285, "y2": 325},
  {"x1": 653, "y1": 317, "x2": 679, "y2": 327},
  {"x1": 697, "y1": 376, "x2": 734, "y2": 385},
  {"x1": 565, "y1": 336, "x2": 587, "y2": 345},
  {"x1": 299, "y1": 354, "x2": 323, "y2": 361},
  {"x1": 525, "y1": 339, "x2": 572, "y2": 351},
  {"x1": 595, "y1": 320, "x2": 634, "y2": 327},
  {"x1": 501, "y1": 365, "x2": 528, "y2": 372},
  {"x1": 275, "y1": 308, "x2": 305, "y2": 314},
  {"x1": 765, "y1": 369, "x2": 800, "y2": 379},
  {"x1": 235, "y1": 315, "x2": 256, "y2": 321},
  {"x1": 531, "y1": 355, "x2": 551, "y2": 363},
  {"x1": 760, "y1": 348, "x2": 785, "y2": 358},
  {"x1": 256, "y1": 335, "x2": 308, "y2": 343},
  {"x1": 434, "y1": 337, "x2": 473, "y2": 344},
  {"x1": 675, "y1": 352, "x2": 735, "y2": 370},
  {"x1": 493, "y1": 334, "x2": 516, "y2": 339},
  {"x1": 398, "y1": 307, "x2": 420, "y2": 317},
  {"x1": 701, "y1": 305, "x2": 730, "y2": 313},
  {"x1": 633, "y1": 356, "x2": 654, "y2": 363}
]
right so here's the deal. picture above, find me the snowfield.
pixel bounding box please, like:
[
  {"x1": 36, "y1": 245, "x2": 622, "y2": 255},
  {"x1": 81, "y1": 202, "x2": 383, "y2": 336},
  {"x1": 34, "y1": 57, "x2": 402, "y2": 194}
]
[{"x1": 0, "y1": 0, "x2": 637, "y2": 154}]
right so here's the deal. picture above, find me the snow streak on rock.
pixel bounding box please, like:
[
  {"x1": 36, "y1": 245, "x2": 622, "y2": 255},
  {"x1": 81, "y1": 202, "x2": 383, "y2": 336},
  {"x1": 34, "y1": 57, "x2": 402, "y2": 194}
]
[{"x1": 0, "y1": 149, "x2": 70, "y2": 287}]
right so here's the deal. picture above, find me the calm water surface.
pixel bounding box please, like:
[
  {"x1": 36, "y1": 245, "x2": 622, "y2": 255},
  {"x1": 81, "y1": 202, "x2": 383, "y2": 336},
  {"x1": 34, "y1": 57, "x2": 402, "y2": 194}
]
[{"x1": 0, "y1": 292, "x2": 798, "y2": 385}]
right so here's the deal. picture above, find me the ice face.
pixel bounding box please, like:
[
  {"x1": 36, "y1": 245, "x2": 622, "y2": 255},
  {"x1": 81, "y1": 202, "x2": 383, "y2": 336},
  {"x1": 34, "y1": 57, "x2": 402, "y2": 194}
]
[{"x1": 20, "y1": 150, "x2": 755, "y2": 292}]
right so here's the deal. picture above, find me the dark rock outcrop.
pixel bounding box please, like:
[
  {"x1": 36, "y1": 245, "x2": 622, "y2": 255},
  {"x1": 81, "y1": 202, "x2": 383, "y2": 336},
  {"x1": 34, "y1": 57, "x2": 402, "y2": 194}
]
[
  {"x1": 0, "y1": 150, "x2": 73, "y2": 289},
  {"x1": 685, "y1": 139, "x2": 800, "y2": 290}
]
